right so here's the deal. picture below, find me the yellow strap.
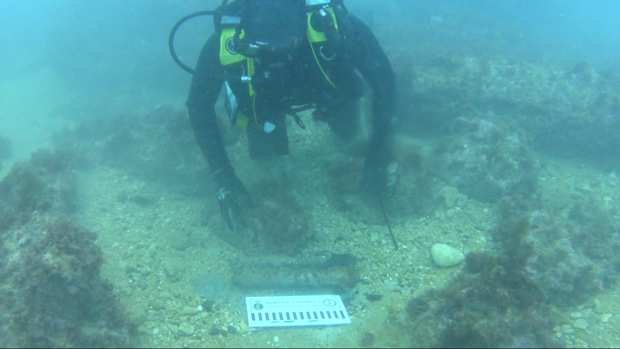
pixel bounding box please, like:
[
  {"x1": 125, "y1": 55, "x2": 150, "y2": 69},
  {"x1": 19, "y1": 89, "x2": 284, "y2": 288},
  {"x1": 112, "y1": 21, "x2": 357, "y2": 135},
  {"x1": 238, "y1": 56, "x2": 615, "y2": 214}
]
[
  {"x1": 308, "y1": 31, "x2": 339, "y2": 91},
  {"x1": 247, "y1": 58, "x2": 261, "y2": 127},
  {"x1": 252, "y1": 94, "x2": 260, "y2": 126},
  {"x1": 247, "y1": 58, "x2": 255, "y2": 96}
]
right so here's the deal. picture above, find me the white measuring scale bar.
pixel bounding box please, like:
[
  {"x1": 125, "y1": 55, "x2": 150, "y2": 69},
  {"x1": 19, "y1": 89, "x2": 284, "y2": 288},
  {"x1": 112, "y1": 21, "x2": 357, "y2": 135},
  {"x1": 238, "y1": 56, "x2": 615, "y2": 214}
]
[{"x1": 246, "y1": 295, "x2": 351, "y2": 328}]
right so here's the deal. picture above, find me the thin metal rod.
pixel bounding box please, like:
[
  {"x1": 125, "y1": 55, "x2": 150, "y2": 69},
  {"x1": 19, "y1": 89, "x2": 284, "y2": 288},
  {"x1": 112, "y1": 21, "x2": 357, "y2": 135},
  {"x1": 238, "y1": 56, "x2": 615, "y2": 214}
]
[{"x1": 378, "y1": 198, "x2": 398, "y2": 250}]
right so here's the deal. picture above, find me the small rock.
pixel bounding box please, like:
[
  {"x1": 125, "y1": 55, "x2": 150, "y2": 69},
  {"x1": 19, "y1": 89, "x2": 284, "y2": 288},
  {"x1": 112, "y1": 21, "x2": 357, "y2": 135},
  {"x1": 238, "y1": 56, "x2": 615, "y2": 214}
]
[
  {"x1": 178, "y1": 322, "x2": 195, "y2": 336},
  {"x1": 152, "y1": 328, "x2": 160, "y2": 335},
  {"x1": 202, "y1": 300, "x2": 216, "y2": 312},
  {"x1": 569, "y1": 191, "x2": 586, "y2": 200},
  {"x1": 431, "y1": 243, "x2": 464, "y2": 267},
  {"x1": 180, "y1": 305, "x2": 198, "y2": 316},
  {"x1": 273, "y1": 335, "x2": 280, "y2": 343},
  {"x1": 592, "y1": 298, "x2": 602, "y2": 311},
  {"x1": 446, "y1": 208, "x2": 456, "y2": 219},
  {"x1": 365, "y1": 294, "x2": 383, "y2": 302},
  {"x1": 208, "y1": 326, "x2": 220, "y2": 336},
  {"x1": 570, "y1": 312, "x2": 583, "y2": 319},
  {"x1": 548, "y1": 306, "x2": 571, "y2": 326},
  {"x1": 360, "y1": 331, "x2": 375, "y2": 346},
  {"x1": 456, "y1": 193, "x2": 468, "y2": 207},
  {"x1": 601, "y1": 314, "x2": 612, "y2": 323},
  {"x1": 163, "y1": 264, "x2": 177, "y2": 278},
  {"x1": 441, "y1": 186, "x2": 459, "y2": 209},
  {"x1": 317, "y1": 196, "x2": 328, "y2": 206},
  {"x1": 572, "y1": 319, "x2": 589, "y2": 330},
  {"x1": 356, "y1": 222, "x2": 368, "y2": 230},
  {"x1": 561, "y1": 324, "x2": 574, "y2": 334},
  {"x1": 228, "y1": 325, "x2": 239, "y2": 334},
  {"x1": 167, "y1": 324, "x2": 179, "y2": 335}
]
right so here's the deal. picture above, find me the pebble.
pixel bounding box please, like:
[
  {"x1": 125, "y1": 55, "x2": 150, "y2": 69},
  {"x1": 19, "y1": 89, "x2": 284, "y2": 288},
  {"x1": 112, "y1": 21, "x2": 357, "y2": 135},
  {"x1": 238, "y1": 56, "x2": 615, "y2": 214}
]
[
  {"x1": 592, "y1": 299, "x2": 602, "y2": 311},
  {"x1": 149, "y1": 299, "x2": 165, "y2": 311},
  {"x1": 356, "y1": 222, "x2": 368, "y2": 229},
  {"x1": 572, "y1": 319, "x2": 589, "y2": 330},
  {"x1": 446, "y1": 208, "x2": 456, "y2": 219},
  {"x1": 430, "y1": 243, "x2": 464, "y2": 267},
  {"x1": 180, "y1": 305, "x2": 198, "y2": 316},
  {"x1": 273, "y1": 335, "x2": 280, "y2": 343},
  {"x1": 228, "y1": 324, "x2": 239, "y2": 334},
  {"x1": 457, "y1": 193, "x2": 468, "y2": 206},
  {"x1": 570, "y1": 312, "x2": 583, "y2": 319},
  {"x1": 441, "y1": 186, "x2": 459, "y2": 208},
  {"x1": 202, "y1": 300, "x2": 216, "y2": 312},
  {"x1": 167, "y1": 324, "x2": 179, "y2": 335},
  {"x1": 178, "y1": 322, "x2": 195, "y2": 336},
  {"x1": 152, "y1": 328, "x2": 160, "y2": 335},
  {"x1": 601, "y1": 314, "x2": 612, "y2": 323}
]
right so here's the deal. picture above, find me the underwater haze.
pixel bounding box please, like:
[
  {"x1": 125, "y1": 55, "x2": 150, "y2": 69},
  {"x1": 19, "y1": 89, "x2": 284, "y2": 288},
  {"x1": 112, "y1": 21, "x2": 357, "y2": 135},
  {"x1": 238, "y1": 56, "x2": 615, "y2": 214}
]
[{"x1": 1, "y1": 0, "x2": 620, "y2": 347}]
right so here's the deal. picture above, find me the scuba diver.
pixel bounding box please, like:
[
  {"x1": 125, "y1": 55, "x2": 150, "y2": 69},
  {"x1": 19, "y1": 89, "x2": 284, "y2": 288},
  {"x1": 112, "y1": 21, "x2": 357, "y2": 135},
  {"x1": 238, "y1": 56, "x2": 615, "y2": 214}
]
[{"x1": 178, "y1": 0, "x2": 397, "y2": 231}]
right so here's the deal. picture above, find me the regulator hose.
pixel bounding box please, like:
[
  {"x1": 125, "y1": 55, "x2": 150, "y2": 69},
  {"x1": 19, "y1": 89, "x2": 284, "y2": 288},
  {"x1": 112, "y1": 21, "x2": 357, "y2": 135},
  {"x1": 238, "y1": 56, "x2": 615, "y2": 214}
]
[{"x1": 168, "y1": 10, "x2": 216, "y2": 74}]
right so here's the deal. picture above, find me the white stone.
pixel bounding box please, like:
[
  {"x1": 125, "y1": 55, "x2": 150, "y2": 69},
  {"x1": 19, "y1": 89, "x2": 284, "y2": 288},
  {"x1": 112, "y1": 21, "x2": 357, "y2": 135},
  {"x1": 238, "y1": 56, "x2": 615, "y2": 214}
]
[{"x1": 431, "y1": 244, "x2": 464, "y2": 267}]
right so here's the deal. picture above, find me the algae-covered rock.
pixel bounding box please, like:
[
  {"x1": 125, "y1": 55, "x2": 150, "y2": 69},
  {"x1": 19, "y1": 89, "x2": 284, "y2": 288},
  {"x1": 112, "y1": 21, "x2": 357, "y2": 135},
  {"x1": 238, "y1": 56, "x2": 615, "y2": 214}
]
[
  {"x1": 0, "y1": 219, "x2": 136, "y2": 347},
  {"x1": 407, "y1": 219, "x2": 557, "y2": 348},
  {"x1": 429, "y1": 117, "x2": 539, "y2": 204}
]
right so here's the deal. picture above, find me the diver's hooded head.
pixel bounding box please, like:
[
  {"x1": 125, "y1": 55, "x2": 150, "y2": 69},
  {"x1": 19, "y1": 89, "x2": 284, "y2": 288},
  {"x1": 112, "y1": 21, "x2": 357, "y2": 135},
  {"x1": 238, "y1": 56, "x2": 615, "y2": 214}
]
[{"x1": 233, "y1": 0, "x2": 307, "y2": 61}]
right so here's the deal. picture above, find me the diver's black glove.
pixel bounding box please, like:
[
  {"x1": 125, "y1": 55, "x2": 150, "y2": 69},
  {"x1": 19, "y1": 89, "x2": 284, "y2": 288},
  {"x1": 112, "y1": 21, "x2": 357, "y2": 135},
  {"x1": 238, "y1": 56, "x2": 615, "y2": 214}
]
[
  {"x1": 362, "y1": 156, "x2": 399, "y2": 198},
  {"x1": 213, "y1": 168, "x2": 254, "y2": 232}
]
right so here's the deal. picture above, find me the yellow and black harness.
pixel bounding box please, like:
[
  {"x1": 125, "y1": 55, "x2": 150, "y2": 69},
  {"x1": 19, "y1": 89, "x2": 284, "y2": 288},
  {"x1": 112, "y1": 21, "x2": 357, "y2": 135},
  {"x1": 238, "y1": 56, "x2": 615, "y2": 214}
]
[{"x1": 219, "y1": 6, "x2": 341, "y2": 128}]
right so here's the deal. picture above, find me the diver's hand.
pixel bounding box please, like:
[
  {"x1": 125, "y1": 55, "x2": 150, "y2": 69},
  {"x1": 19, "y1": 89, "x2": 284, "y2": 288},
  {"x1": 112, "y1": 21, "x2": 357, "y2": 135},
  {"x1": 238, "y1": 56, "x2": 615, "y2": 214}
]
[
  {"x1": 214, "y1": 171, "x2": 253, "y2": 232},
  {"x1": 362, "y1": 159, "x2": 399, "y2": 198}
]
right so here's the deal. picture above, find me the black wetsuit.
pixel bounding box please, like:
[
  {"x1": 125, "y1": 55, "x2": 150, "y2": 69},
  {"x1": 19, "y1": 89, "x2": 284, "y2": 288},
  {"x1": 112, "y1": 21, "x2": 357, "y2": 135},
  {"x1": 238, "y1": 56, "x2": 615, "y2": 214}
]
[{"x1": 187, "y1": 5, "x2": 395, "y2": 196}]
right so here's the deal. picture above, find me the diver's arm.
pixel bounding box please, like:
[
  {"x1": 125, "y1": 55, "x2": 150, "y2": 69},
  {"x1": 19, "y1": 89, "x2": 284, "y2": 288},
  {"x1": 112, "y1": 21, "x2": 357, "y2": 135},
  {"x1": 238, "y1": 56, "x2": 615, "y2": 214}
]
[
  {"x1": 187, "y1": 34, "x2": 233, "y2": 179},
  {"x1": 187, "y1": 34, "x2": 252, "y2": 230},
  {"x1": 343, "y1": 14, "x2": 397, "y2": 190}
]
